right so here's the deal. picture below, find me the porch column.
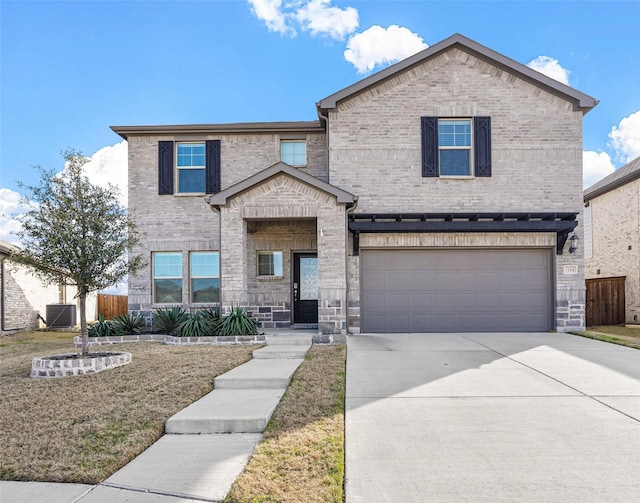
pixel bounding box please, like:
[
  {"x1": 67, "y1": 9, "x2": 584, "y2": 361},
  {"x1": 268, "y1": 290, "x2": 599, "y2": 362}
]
[
  {"x1": 219, "y1": 206, "x2": 248, "y2": 306},
  {"x1": 317, "y1": 206, "x2": 348, "y2": 334}
]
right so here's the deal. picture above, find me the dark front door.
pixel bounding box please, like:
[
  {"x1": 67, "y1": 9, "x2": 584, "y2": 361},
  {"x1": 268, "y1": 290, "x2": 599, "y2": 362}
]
[{"x1": 293, "y1": 253, "x2": 318, "y2": 324}]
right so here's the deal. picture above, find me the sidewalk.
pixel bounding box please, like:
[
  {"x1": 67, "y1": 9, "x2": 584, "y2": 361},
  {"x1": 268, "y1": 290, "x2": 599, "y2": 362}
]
[{"x1": 1, "y1": 333, "x2": 312, "y2": 503}]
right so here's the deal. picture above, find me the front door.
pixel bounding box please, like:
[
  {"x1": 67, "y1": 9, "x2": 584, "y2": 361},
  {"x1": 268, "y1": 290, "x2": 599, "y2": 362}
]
[{"x1": 293, "y1": 253, "x2": 318, "y2": 324}]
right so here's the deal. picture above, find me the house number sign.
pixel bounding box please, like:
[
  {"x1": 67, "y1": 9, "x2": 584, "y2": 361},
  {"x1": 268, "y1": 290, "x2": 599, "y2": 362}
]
[{"x1": 563, "y1": 265, "x2": 578, "y2": 275}]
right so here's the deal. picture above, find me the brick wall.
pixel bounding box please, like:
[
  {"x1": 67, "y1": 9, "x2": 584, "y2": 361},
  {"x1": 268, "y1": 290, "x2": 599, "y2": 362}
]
[
  {"x1": 329, "y1": 48, "x2": 586, "y2": 331},
  {"x1": 585, "y1": 179, "x2": 640, "y2": 323},
  {"x1": 127, "y1": 132, "x2": 327, "y2": 313}
]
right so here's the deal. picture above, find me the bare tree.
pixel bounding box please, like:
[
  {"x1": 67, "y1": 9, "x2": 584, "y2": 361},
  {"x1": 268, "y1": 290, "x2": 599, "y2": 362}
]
[{"x1": 13, "y1": 149, "x2": 145, "y2": 355}]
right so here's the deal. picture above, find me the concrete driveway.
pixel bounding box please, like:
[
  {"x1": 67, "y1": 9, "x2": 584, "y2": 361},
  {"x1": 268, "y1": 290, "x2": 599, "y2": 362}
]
[{"x1": 345, "y1": 332, "x2": 640, "y2": 503}]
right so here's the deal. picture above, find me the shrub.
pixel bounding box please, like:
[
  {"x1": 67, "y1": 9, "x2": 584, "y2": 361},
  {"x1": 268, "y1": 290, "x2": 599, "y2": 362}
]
[
  {"x1": 178, "y1": 311, "x2": 215, "y2": 338},
  {"x1": 218, "y1": 306, "x2": 259, "y2": 336},
  {"x1": 152, "y1": 307, "x2": 188, "y2": 336},
  {"x1": 200, "y1": 306, "x2": 222, "y2": 335},
  {"x1": 111, "y1": 313, "x2": 146, "y2": 335},
  {"x1": 88, "y1": 315, "x2": 116, "y2": 337}
]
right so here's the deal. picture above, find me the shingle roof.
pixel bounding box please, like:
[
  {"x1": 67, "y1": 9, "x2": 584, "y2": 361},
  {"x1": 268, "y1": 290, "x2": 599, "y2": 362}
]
[{"x1": 584, "y1": 156, "x2": 640, "y2": 201}]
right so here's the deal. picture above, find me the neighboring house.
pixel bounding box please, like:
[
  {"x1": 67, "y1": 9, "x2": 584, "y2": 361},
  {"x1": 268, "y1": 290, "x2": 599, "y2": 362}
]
[
  {"x1": 0, "y1": 240, "x2": 96, "y2": 334},
  {"x1": 583, "y1": 157, "x2": 640, "y2": 326},
  {"x1": 112, "y1": 33, "x2": 597, "y2": 334}
]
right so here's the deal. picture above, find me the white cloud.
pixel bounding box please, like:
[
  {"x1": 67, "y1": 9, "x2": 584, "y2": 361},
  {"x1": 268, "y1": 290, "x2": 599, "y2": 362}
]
[
  {"x1": 608, "y1": 110, "x2": 640, "y2": 164},
  {"x1": 0, "y1": 142, "x2": 128, "y2": 246},
  {"x1": 295, "y1": 0, "x2": 358, "y2": 40},
  {"x1": 82, "y1": 141, "x2": 128, "y2": 206},
  {"x1": 526, "y1": 56, "x2": 571, "y2": 85},
  {"x1": 344, "y1": 25, "x2": 428, "y2": 74},
  {"x1": 248, "y1": 0, "x2": 294, "y2": 36},
  {"x1": 0, "y1": 188, "x2": 26, "y2": 245},
  {"x1": 583, "y1": 150, "x2": 615, "y2": 189}
]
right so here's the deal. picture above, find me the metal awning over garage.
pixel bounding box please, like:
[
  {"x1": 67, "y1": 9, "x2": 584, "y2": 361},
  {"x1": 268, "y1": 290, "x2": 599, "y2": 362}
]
[
  {"x1": 360, "y1": 248, "x2": 553, "y2": 333},
  {"x1": 349, "y1": 213, "x2": 578, "y2": 255}
]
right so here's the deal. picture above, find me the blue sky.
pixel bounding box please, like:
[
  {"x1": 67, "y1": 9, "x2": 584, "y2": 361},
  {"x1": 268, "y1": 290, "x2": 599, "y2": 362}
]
[{"x1": 1, "y1": 0, "x2": 640, "y2": 244}]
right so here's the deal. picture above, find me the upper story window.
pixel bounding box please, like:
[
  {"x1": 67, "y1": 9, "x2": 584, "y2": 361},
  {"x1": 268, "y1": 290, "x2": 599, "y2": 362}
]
[
  {"x1": 438, "y1": 119, "x2": 472, "y2": 176},
  {"x1": 153, "y1": 252, "x2": 182, "y2": 304},
  {"x1": 177, "y1": 143, "x2": 206, "y2": 193},
  {"x1": 257, "y1": 251, "x2": 283, "y2": 277},
  {"x1": 421, "y1": 117, "x2": 491, "y2": 178},
  {"x1": 190, "y1": 251, "x2": 220, "y2": 303},
  {"x1": 281, "y1": 140, "x2": 306, "y2": 167},
  {"x1": 158, "y1": 140, "x2": 221, "y2": 195}
]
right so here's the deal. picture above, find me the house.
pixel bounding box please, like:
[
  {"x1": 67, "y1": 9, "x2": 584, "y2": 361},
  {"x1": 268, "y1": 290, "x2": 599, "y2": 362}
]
[
  {"x1": 583, "y1": 157, "x2": 640, "y2": 326},
  {"x1": 1, "y1": 241, "x2": 97, "y2": 334},
  {"x1": 112, "y1": 33, "x2": 597, "y2": 335}
]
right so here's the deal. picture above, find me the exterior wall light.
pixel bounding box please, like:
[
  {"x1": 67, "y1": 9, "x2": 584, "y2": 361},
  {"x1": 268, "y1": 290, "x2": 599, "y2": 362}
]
[{"x1": 568, "y1": 233, "x2": 580, "y2": 254}]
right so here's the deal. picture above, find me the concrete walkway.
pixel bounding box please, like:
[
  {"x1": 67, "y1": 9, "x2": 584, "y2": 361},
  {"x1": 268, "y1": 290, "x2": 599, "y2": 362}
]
[
  {"x1": 345, "y1": 332, "x2": 640, "y2": 503},
  {"x1": 1, "y1": 333, "x2": 311, "y2": 503}
]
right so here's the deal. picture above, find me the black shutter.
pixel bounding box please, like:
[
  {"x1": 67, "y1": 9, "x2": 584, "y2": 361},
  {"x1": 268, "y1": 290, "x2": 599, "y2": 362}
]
[
  {"x1": 421, "y1": 117, "x2": 438, "y2": 177},
  {"x1": 474, "y1": 117, "x2": 492, "y2": 177},
  {"x1": 205, "y1": 140, "x2": 221, "y2": 194},
  {"x1": 158, "y1": 141, "x2": 174, "y2": 194}
]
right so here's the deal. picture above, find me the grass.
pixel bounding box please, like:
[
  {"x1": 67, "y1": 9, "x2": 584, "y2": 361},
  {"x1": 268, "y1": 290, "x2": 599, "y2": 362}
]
[
  {"x1": 225, "y1": 345, "x2": 346, "y2": 503},
  {"x1": 0, "y1": 331, "x2": 258, "y2": 483},
  {"x1": 572, "y1": 325, "x2": 640, "y2": 350},
  {"x1": 0, "y1": 331, "x2": 347, "y2": 503}
]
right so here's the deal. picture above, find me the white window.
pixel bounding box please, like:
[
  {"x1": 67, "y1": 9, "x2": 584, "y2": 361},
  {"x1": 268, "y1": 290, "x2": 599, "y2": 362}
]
[
  {"x1": 190, "y1": 252, "x2": 220, "y2": 303},
  {"x1": 281, "y1": 140, "x2": 306, "y2": 166},
  {"x1": 153, "y1": 252, "x2": 182, "y2": 303},
  {"x1": 438, "y1": 119, "x2": 472, "y2": 176},
  {"x1": 257, "y1": 251, "x2": 283, "y2": 277},
  {"x1": 177, "y1": 143, "x2": 206, "y2": 193}
]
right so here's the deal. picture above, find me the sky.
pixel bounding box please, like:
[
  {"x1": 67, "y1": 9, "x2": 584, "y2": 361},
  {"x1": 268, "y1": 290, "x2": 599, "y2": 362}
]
[{"x1": 1, "y1": 0, "x2": 640, "y2": 247}]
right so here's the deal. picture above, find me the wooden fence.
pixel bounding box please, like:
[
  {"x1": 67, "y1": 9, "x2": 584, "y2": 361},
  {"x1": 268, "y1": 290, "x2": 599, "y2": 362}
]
[
  {"x1": 97, "y1": 294, "x2": 129, "y2": 319},
  {"x1": 585, "y1": 276, "x2": 626, "y2": 327}
]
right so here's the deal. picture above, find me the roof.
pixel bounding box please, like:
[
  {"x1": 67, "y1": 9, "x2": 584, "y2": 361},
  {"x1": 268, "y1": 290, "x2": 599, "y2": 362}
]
[
  {"x1": 584, "y1": 156, "x2": 640, "y2": 201},
  {"x1": 317, "y1": 33, "x2": 598, "y2": 115},
  {"x1": 0, "y1": 240, "x2": 20, "y2": 257},
  {"x1": 206, "y1": 162, "x2": 356, "y2": 207},
  {"x1": 111, "y1": 121, "x2": 324, "y2": 140}
]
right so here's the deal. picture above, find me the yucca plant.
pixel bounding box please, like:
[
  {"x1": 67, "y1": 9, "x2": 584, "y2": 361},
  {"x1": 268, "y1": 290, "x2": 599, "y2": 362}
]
[
  {"x1": 88, "y1": 314, "x2": 116, "y2": 337},
  {"x1": 178, "y1": 311, "x2": 216, "y2": 338},
  {"x1": 218, "y1": 306, "x2": 259, "y2": 336},
  {"x1": 111, "y1": 313, "x2": 146, "y2": 335},
  {"x1": 201, "y1": 306, "x2": 222, "y2": 336},
  {"x1": 152, "y1": 307, "x2": 188, "y2": 336}
]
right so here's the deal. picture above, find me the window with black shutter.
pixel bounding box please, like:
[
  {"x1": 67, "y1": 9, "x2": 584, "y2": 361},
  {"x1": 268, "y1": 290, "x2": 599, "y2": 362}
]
[
  {"x1": 421, "y1": 116, "x2": 491, "y2": 178},
  {"x1": 158, "y1": 140, "x2": 221, "y2": 194}
]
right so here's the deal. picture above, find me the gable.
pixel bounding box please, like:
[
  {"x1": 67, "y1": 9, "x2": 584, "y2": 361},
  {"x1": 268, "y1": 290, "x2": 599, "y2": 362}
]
[
  {"x1": 206, "y1": 162, "x2": 355, "y2": 210},
  {"x1": 318, "y1": 34, "x2": 597, "y2": 116}
]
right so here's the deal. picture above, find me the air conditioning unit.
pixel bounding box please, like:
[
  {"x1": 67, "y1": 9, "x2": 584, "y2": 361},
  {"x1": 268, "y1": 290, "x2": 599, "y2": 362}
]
[{"x1": 46, "y1": 304, "x2": 77, "y2": 328}]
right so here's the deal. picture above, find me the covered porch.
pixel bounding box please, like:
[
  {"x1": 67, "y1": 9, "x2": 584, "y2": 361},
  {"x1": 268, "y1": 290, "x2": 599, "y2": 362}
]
[{"x1": 207, "y1": 163, "x2": 355, "y2": 334}]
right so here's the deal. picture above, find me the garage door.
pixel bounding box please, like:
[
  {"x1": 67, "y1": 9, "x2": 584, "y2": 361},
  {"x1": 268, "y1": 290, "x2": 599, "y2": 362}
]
[{"x1": 361, "y1": 249, "x2": 553, "y2": 333}]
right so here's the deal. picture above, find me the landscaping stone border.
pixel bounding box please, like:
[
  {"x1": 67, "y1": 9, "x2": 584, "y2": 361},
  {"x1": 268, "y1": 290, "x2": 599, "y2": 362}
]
[
  {"x1": 73, "y1": 333, "x2": 344, "y2": 346},
  {"x1": 74, "y1": 334, "x2": 266, "y2": 347},
  {"x1": 31, "y1": 352, "x2": 132, "y2": 378}
]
